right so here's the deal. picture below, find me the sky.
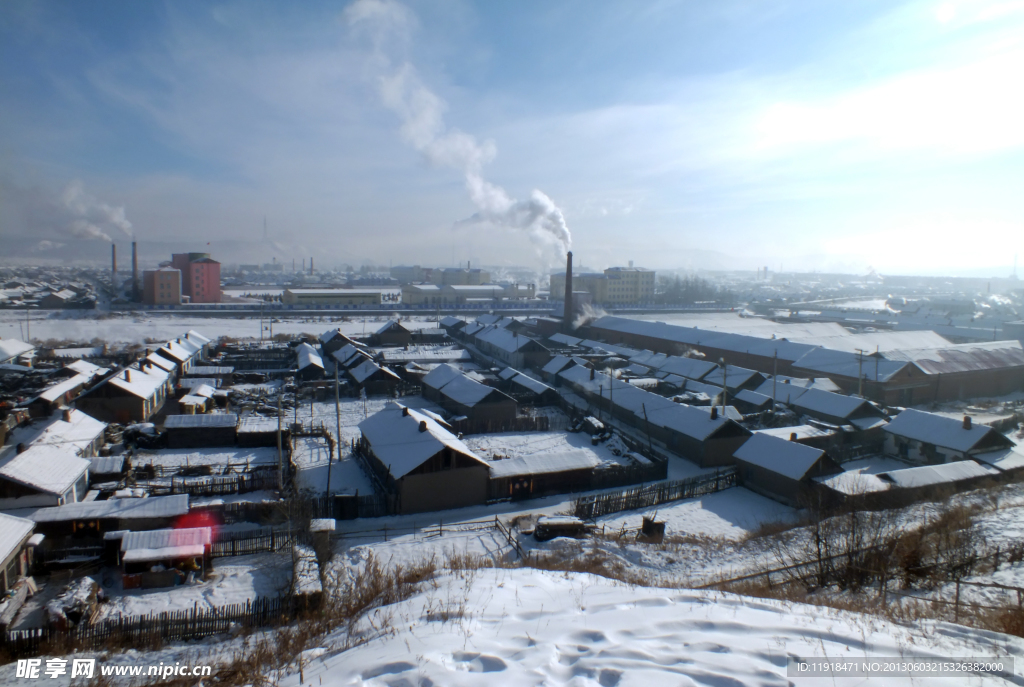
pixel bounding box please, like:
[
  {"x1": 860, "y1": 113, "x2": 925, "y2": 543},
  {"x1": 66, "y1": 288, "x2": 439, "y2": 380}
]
[{"x1": 1, "y1": 0, "x2": 1023, "y2": 276}]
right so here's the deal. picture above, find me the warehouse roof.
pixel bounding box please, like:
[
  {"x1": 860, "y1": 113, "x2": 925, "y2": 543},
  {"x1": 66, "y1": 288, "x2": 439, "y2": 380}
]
[{"x1": 883, "y1": 340, "x2": 1024, "y2": 374}]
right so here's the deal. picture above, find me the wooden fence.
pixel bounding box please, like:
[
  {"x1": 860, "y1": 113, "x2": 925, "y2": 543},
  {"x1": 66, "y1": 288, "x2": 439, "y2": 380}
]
[
  {"x1": 211, "y1": 528, "x2": 296, "y2": 558},
  {"x1": 2, "y1": 596, "x2": 291, "y2": 658},
  {"x1": 572, "y1": 468, "x2": 737, "y2": 519},
  {"x1": 148, "y1": 470, "x2": 280, "y2": 497}
]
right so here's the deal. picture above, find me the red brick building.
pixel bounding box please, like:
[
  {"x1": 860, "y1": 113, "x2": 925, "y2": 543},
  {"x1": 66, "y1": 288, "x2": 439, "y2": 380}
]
[{"x1": 171, "y1": 253, "x2": 222, "y2": 303}]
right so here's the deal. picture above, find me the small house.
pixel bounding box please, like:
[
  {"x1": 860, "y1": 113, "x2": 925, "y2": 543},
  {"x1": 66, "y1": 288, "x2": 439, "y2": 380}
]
[
  {"x1": 348, "y1": 359, "x2": 401, "y2": 396},
  {"x1": 883, "y1": 409, "x2": 1015, "y2": 465},
  {"x1": 373, "y1": 320, "x2": 413, "y2": 347},
  {"x1": 358, "y1": 403, "x2": 491, "y2": 513},
  {"x1": 0, "y1": 445, "x2": 90, "y2": 509},
  {"x1": 163, "y1": 414, "x2": 238, "y2": 448},
  {"x1": 733, "y1": 433, "x2": 843, "y2": 507},
  {"x1": 295, "y1": 343, "x2": 325, "y2": 381}
]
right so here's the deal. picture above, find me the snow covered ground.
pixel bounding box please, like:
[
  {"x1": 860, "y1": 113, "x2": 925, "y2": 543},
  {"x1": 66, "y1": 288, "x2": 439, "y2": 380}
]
[
  {"x1": 463, "y1": 430, "x2": 635, "y2": 468},
  {"x1": 133, "y1": 446, "x2": 279, "y2": 470},
  {"x1": 283, "y1": 568, "x2": 1022, "y2": 687}
]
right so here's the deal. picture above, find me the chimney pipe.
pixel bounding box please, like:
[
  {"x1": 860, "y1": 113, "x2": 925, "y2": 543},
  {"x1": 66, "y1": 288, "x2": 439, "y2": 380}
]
[
  {"x1": 418, "y1": 420, "x2": 427, "y2": 432},
  {"x1": 402, "y1": 406, "x2": 410, "y2": 416},
  {"x1": 590, "y1": 367, "x2": 595, "y2": 380},
  {"x1": 963, "y1": 415, "x2": 972, "y2": 429},
  {"x1": 63, "y1": 408, "x2": 73, "y2": 422},
  {"x1": 111, "y1": 244, "x2": 117, "y2": 282},
  {"x1": 710, "y1": 406, "x2": 718, "y2": 420},
  {"x1": 563, "y1": 251, "x2": 574, "y2": 333},
  {"x1": 790, "y1": 432, "x2": 798, "y2": 441},
  {"x1": 131, "y1": 241, "x2": 140, "y2": 301}
]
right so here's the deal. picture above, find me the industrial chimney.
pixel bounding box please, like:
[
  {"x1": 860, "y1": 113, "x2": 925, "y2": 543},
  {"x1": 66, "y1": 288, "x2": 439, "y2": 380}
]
[
  {"x1": 310, "y1": 257, "x2": 314, "y2": 275},
  {"x1": 131, "y1": 241, "x2": 140, "y2": 302},
  {"x1": 562, "y1": 251, "x2": 574, "y2": 333},
  {"x1": 111, "y1": 244, "x2": 117, "y2": 283}
]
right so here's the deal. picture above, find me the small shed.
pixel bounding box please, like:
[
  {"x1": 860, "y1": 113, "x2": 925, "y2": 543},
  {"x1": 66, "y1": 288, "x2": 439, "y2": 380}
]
[
  {"x1": 348, "y1": 359, "x2": 401, "y2": 396},
  {"x1": 488, "y1": 450, "x2": 601, "y2": 500},
  {"x1": 121, "y1": 526, "x2": 212, "y2": 588},
  {"x1": 732, "y1": 433, "x2": 843, "y2": 507},
  {"x1": 237, "y1": 415, "x2": 287, "y2": 447},
  {"x1": 295, "y1": 343, "x2": 325, "y2": 381},
  {"x1": 163, "y1": 414, "x2": 238, "y2": 449}
]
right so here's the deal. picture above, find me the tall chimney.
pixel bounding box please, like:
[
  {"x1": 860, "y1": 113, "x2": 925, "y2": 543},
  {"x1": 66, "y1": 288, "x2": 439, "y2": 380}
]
[
  {"x1": 111, "y1": 244, "x2": 117, "y2": 283},
  {"x1": 131, "y1": 241, "x2": 139, "y2": 301},
  {"x1": 563, "y1": 251, "x2": 573, "y2": 333},
  {"x1": 310, "y1": 257, "x2": 313, "y2": 275}
]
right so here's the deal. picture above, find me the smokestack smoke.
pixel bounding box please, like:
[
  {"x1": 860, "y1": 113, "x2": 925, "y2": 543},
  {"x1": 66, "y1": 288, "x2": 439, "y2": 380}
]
[
  {"x1": 59, "y1": 180, "x2": 133, "y2": 242},
  {"x1": 346, "y1": 0, "x2": 571, "y2": 262}
]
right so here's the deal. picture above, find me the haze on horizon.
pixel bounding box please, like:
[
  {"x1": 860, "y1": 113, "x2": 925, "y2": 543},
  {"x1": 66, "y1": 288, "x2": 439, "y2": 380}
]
[{"x1": 1, "y1": 0, "x2": 1023, "y2": 277}]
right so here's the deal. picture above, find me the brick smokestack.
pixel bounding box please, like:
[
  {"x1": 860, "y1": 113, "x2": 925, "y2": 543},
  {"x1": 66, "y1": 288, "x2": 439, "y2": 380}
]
[
  {"x1": 111, "y1": 243, "x2": 117, "y2": 283},
  {"x1": 132, "y1": 241, "x2": 139, "y2": 301},
  {"x1": 563, "y1": 251, "x2": 573, "y2": 333}
]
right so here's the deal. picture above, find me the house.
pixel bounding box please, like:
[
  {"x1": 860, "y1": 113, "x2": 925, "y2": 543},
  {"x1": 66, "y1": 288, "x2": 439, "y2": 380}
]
[
  {"x1": 500, "y1": 368, "x2": 561, "y2": 405},
  {"x1": 788, "y1": 388, "x2": 887, "y2": 430},
  {"x1": 155, "y1": 338, "x2": 202, "y2": 376},
  {"x1": 121, "y1": 527, "x2": 212, "y2": 589},
  {"x1": 883, "y1": 409, "x2": 1015, "y2": 465},
  {"x1": 237, "y1": 415, "x2": 287, "y2": 448},
  {"x1": 38, "y1": 289, "x2": 77, "y2": 309},
  {"x1": 702, "y1": 365, "x2": 766, "y2": 392},
  {"x1": 348, "y1": 359, "x2": 401, "y2": 395},
  {"x1": 422, "y1": 368, "x2": 518, "y2": 429},
  {"x1": 373, "y1": 320, "x2": 412, "y2": 347},
  {"x1": 178, "y1": 383, "x2": 215, "y2": 414},
  {"x1": 1, "y1": 409, "x2": 106, "y2": 459},
  {"x1": 471, "y1": 326, "x2": 551, "y2": 369},
  {"x1": 295, "y1": 343, "x2": 325, "y2": 381},
  {"x1": 754, "y1": 424, "x2": 839, "y2": 451},
  {"x1": 420, "y1": 364, "x2": 466, "y2": 404},
  {"x1": 76, "y1": 364, "x2": 171, "y2": 423},
  {"x1": 733, "y1": 433, "x2": 843, "y2": 506},
  {"x1": 0, "y1": 445, "x2": 90, "y2": 509},
  {"x1": 732, "y1": 389, "x2": 773, "y2": 414},
  {"x1": 540, "y1": 355, "x2": 589, "y2": 384},
  {"x1": 319, "y1": 329, "x2": 363, "y2": 359},
  {"x1": 358, "y1": 403, "x2": 491, "y2": 513},
  {"x1": 0, "y1": 512, "x2": 35, "y2": 597},
  {"x1": 0, "y1": 338, "x2": 34, "y2": 366}
]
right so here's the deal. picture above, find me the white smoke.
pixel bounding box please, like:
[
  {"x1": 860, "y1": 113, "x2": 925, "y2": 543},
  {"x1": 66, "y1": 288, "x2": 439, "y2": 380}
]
[
  {"x1": 59, "y1": 180, "x2": 134, "y2": 242},
  {"x1": 346, "y1": 0, "x2": 571, "y2": 261},
  {"x1": 572, "y1": 302, "x2": 608, "y2": 331}
]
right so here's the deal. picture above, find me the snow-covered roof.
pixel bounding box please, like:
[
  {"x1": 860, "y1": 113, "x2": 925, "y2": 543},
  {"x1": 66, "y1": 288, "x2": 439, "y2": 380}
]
[
  {"x1": 0, "y1": 338, "x2": 34, "y2": 362},
  {"x1": 629, "y1": 350, "x2": 669, "y2": 369},
  {"x1": 144, "y1": 353, "x2": 177, "y2": 372},
  {"x1": 548, "y1": 332, "x2": 583, "y2": 347},
  {"x1": 121, "y1": 526, "x2": 212, "y2": 562},
  {"x1": 350, "y1": 359, "x2": 400, "y2": 385},
  {"x1": 189, "y1": 384, "x2": 216, "y2": 398},
  {"x1": 883, "y1": 408, "x2": 1012, "y2": 453},
  {"x1": 542, "y1": 355, "x2": 576, "y2": 375},
  {"x1": 0, "y1": 445, "x2": 90, "y2": 495},
  {"x1": 694, "y1": 405, "x2": 744, "y2": 422},
  {"x1": 37, "y1": 373, "x2": 92, "y2": 403},
  {"x1": 21, "y1": 409, "x2": 105, "y2": 455},
  {"x1": 89, "y1": 454, "x2": 125, "y2": 475},
  {"x1": 439, "y1": 374, "x2": 509, "y2": 407},
  {"x1": 510, "y1": 373, "x2": 554, "y2": 396},
  {"x1": 884, "y1": 340, "x2": 1024, "y2": 374},
  {"x1": 656, "y1": 356, "x2": 717, "y2": 381},
  {"x1": 792, "y1": 348, "x2": 908, "y2": 382},
  {"x1": 107, "y1": 366, "x2": 167, "y2": 399},
  {"x1": 375, "y1": 320, "x2": 409, "y2": 335},
  {"x1": 66, "y1": 360, "x2": 106, "y2": 376},
  {"x1": 733, "y1": 433, "x2": 831, "y2": 481},
  {"x1": 0, "y1": 512, "x2": 34, "y2": 564},
  {"x1": 358, "y1": 402, "x2": 488, "y2": 478},
  {"x1": 488, "y1": 450, "x2": 601, "y2": 478},
  {"x1": 185, "y1": 330, "x2": 212, "y2": 345},
  {"x1": 439, "y1": 316, "x2": 465, "y2": 328},
  {"x1": 16, "y1": 494, "x2": 190, "y2": 523},
  {"x1": 497, "y1": 367, "x2": 519, "y2": 381},
  {"x1": 734, "y1": 389, "x2": 772, "y2": 408},
  {"x1": 421, "y1": 363, "x2": 463, "y2": 391},
  {"x1": 702, "y1": 366, "x2": 762, "y2": 390},
  {"x1": 473, "y1": 326, "x2": 545, "y2": 354},
  {"x1": 755, "y1": 424, "x2": 836, "y2": 441},
  {"x1": 790, "y1": 388, "x2": 880, "y2": 421},
  {"x1": 180, "y1": 394, "x2": 207, "y2": 406},
  {"x1": 237, "y1": 415, "x2": 281, "y2": 433},
  {"x1": 296, "y1": 343, "x2": 323, "y2": 371},
  {"x1": 878, "y1": 460, "x2": 997, "y2": 489}
]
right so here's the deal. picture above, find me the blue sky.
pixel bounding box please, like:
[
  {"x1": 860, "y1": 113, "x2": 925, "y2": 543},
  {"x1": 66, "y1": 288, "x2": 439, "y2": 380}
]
[{"x1": 2, "y1": 0, "x2": 1023, "y2": 275}]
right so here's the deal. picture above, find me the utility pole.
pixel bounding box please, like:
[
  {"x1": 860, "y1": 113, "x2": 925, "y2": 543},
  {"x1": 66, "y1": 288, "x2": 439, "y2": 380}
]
[
  {"x1": 276, "y1": 393, "x2": 284, "y2": 489},
  {"x1": 719, "y1": 358, "x2": 727, "y2": 417},
  {"x1": 772, "y1": 350, "x2": 778, "y2": 407},
  {"x1": 25, "y1": 304, "x2": 30, "y2": 342},
  {"x1": 328, "y1": 365, "x2": 339, "y2": 500},
  {"x1": 260, "y1": 301, "x2": 264, "y2": 342},
  {"x1": 856, "y1": 349, "x2": 865, "y2": 397}
]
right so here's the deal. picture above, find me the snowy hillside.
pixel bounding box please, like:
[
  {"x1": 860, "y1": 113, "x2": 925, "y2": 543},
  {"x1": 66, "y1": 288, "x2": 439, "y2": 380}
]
[{"x1": 280, "y1": 568, "x2": 1022, "y2": 687}]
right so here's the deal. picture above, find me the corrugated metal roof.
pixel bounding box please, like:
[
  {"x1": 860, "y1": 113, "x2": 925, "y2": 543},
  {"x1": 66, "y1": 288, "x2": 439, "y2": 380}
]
[
  {"x1": 121, "y1": 526, "x2": 212, "y2": 562},
  {"x1": 883, "y1": 340, "x2": 1024, "y2": 374},
  {"x1": 733, "y1": 433, "x2": 829, "y2": 481},
  {"x1": 164, "y1": 414, "x2": 238, "y2": 429},
  {"x1": 19, "y1": 494, "x2": 190, "y2": 522}
]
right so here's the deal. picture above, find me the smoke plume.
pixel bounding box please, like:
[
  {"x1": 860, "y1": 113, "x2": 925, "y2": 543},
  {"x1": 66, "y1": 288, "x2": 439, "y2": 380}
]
[
  {"x1": 572, "y1": 302, "x2": 608, "y2": 331},
  {"x1": 346, "y1": 0, "x2": 571, "y2": 261},
  {"x1": 59, "y1": 180, "x2": 134, "y2": 242}
]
